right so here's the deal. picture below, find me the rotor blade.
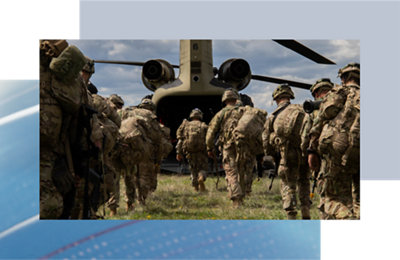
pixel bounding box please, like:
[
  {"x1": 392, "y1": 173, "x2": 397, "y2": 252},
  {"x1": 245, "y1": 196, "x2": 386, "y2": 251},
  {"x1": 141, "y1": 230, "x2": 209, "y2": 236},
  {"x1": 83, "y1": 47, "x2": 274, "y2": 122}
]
[
  {"x1": 251, "y1": 74, "x2": 312, "y2": 90},
  {"x1": 273, "y1": 40, "x2": 336, "y2": 65},
  {"x1": 94, "y1": 60, "x2": 180, "y2": 68}
]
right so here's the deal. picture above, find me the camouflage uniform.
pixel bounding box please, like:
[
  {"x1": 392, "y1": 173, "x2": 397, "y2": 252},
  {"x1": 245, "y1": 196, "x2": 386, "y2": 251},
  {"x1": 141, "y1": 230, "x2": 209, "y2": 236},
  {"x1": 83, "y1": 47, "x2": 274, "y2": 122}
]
[
  {"x1": 91, "y1": 93, "x2": 121, "y2": 214},
  {"x1": 129, "y1": 99, "x2": 163, "y2": 205},
  {"x1": 115, "y1": 114, "x2": 144, "y2": 211},
  {"x1": 176, "y1": 109, "x2": 209, "y2": 191},
  {"x1": 308, "y1": 63, "x2": 360, "y2": 219},
  {"x1": 234, "y1": 101, "x2": 266, "y2": 195},
  {"x1": 301, "y1": 79, "x2": 333, "y2": 219},
  {"x1": 263, "y1": 84, "x2": 310, "y2": 219},
  {"x1": 40, "y1": 41, "x2": 90, "y2": 219},
  {"x1": 206, "y1": 90, "x2": 246, "y2": 205}
]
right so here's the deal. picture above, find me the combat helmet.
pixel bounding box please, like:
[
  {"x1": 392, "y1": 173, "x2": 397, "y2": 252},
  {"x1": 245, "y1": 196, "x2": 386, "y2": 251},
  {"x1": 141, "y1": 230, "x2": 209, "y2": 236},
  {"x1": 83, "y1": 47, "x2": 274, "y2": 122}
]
[
  {"x1": 189, "y1": 108, "x2": 203, "y2": 120},
  {"x1": 139, "y1": 98, "x2": 156, "y2": 112},
  {"x1": 109, "y1": 94, "x2": 124, "y2": 109},
  {"x1": 310, "y1": 78, "x2": 333, "y2": 97},
  {"x1": 82, "y1": 57, "x2": 95, "y2": 74},
  {"x1": 221, "y1": 89, "x2": 239, "y2": 103},
  {"x1": 338, "y1": 62, "x2": 360, "y2": 79},
  {"x1": 272, "y1": 84, "x2": 295, "y2": 100}
]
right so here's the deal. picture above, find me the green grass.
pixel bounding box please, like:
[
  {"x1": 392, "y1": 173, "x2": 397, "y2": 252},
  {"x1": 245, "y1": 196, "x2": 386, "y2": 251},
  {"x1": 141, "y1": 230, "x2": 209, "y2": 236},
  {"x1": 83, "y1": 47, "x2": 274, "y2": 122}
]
[{"x1": 101, "y1": 174, "x2": 321, "y2": 220}]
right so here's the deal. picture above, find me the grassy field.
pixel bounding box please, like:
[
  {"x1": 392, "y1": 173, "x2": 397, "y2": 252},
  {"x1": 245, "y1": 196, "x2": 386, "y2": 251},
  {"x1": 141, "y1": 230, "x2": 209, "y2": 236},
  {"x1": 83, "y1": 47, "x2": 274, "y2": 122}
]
[{"x1": 102, "y1": 174, "x2": 321, "y2": 220}]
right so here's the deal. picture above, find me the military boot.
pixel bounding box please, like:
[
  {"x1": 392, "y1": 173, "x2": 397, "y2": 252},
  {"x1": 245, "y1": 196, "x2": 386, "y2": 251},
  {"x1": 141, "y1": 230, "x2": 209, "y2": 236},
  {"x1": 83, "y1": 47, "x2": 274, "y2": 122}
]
[
  {"x1": 232, "y1": 198, "x2": 243, "y2": 208},
  {"x1": 198, "y1": 176, "x2": 206, "y2": 192},
  {"x1": 126, "y1": 202, "x2": 135, "y2": 212},
  {"x1": 110, "y1": 208, "x2": 117, "y2": 217},
  {"x1": 287, "y1": 211, "x2": 297, "y2": 220},
  {"x1": 301, "y1": 207, "x2": 311, "y2": 220}
]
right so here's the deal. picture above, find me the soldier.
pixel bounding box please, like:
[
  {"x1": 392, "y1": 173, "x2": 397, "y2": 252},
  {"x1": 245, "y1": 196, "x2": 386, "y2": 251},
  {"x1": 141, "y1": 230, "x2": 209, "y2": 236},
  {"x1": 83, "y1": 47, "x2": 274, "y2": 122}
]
[
  {"x1": 235, "y1": 100, "x2": 266, "y2": 195},
  {"x1": 176, "y1": 108, "x2": 209, "y2": 192},
  {"x1": 262, "y1": 84, "x2": 310, "y2": 219},
  {"x1": 206, "y1": 89, "x2": 246, "y2": 207},
  {"x1": 308, "y1": 63, "x2": 360, "y2": 219},
  {"x1": 40, "y1": 40, "x2": 94, "y2": 219},
  {"x1": 40, "y1": 40, "x2": 69, "y2": 219},
  {"x1": 131, "y1": 98, "x2": 164, "y2": 205},
  {"x1": 67, "y1": 56, "x2": 104, "y2": 219},
  {"x1": 301, "y1": 78, "x2": 334, "y2": 219},
  {"x1": 91, "y1": 93, "x2": 121, "y2": 216}
]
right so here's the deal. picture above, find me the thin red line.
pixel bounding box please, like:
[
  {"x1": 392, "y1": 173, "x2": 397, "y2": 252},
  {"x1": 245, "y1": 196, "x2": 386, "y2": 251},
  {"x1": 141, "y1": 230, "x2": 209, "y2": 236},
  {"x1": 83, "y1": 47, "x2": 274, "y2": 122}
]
[{"x1": 39, "y1": 220, "x2": 142, "y2": 260}]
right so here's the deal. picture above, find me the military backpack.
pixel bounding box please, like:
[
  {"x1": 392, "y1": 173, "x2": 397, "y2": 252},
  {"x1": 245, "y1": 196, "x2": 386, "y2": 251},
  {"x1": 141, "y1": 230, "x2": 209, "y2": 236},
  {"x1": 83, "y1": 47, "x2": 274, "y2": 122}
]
[
  {"x1": 233, "y1": 106, "x2": 267, "y2": 155},
  {"x1": 319, "y1": 85, "x2": 360, "y2": 166},
  {"x1": 272, "y1": 104, "x2": 306, "y2": 147},
  {"x1": 183, "y1": 120, "x2": 207, "y2": 153}
]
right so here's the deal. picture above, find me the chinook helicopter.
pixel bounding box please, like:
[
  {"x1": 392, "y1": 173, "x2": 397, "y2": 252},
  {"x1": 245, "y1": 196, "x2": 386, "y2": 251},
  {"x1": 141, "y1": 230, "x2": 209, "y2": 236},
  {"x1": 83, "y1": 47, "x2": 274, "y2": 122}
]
[{"x1": 93, "y1": 40, "x2": 335, "y2": 172}]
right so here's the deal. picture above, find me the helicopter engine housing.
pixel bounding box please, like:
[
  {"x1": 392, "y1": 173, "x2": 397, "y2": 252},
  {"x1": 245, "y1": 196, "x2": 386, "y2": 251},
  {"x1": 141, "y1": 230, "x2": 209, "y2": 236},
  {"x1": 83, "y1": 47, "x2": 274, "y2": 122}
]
[
  {"x1": 218, "y1": 58, "x2": 251, "y2": 90},
  {"x1": 142, "y1": 59, "x2": 175, "y2": 91}
]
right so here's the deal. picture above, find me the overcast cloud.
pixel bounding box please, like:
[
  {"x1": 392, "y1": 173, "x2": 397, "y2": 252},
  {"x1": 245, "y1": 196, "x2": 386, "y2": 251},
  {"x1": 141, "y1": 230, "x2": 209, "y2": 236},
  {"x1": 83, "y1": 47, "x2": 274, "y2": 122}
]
[{"x1": 69, "y1": 40, "x2": 359, "y2": 113}]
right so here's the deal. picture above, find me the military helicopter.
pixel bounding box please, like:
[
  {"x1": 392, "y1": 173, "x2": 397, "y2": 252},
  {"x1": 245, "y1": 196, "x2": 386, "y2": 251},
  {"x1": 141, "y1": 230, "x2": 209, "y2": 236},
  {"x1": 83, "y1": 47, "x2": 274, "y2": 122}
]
[{"x1": 93, "y1": 40, "x2": 336, "y2": 172}]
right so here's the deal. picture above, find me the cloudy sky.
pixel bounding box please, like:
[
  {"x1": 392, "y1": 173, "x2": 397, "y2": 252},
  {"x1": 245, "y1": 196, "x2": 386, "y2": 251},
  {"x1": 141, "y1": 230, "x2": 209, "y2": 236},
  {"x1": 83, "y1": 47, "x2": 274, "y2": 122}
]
[{"x1": 69, "y1": 40, "x2": 359, "y2": 114}]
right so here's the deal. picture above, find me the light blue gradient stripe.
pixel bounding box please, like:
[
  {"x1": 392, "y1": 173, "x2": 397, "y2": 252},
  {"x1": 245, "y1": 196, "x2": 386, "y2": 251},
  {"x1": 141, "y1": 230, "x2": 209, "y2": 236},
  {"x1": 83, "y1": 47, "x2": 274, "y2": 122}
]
[
  {"x1": 0, "y1": 220, "x2": 320, "y2": 259},
  {"x1": 0, "y1": 80, "x2": 39, "y2": 232}
]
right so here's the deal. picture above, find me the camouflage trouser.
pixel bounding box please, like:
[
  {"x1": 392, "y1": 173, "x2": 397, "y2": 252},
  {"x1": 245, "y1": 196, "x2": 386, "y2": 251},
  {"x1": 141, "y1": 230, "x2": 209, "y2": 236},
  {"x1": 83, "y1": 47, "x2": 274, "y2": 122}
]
[
  {"x1": 137, "y1": 159, "x2": 155, "y2": 204},
  {"x1": 222, "y1": 145, "x2": 244, "y2": 200},
  {"x1": 40, "y1": 103, "x2": 64, "y2": 219},
  {"x1": 315, "y1": 158, "x2": 328, "y2": 219},
  {"x1": 237, "y1": 155, "x2": 256, "y2": 195},
  {"x1": 122, "y1": 165, "x2": 137, "y2": 205},
  {"x1": 40, "y1": 153, "x2": 63, "y2": 219},
  {"x1": 278, "y1": 148, "x2": 309, "y2": 219},
  {"x1": 322, "y1": 158, "x2": 356, "y2": 220},
  {"x1": 297, "y1": 161, "x2": 311, "y2": 219},
  {"x1": 187, "y1": 151, "x2": 208, "y2": 188},
  {"x1": 278, "y1": 164, "x2": 298, "y2": 219},
  {"x1": 104, "y1": 159, "x2": 120, "y2": 210}
]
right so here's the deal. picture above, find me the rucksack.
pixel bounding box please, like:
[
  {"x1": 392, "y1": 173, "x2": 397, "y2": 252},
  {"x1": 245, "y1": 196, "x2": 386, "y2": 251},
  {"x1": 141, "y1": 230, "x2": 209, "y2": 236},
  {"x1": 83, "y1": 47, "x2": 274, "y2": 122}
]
[
  {"x1": 233, "y1": 106, "x2": 267, "y2": 155},
  {"x1": 119, "y1": 117, "x2": 147, "y2": 166},
  {"x1": 273, "y1": 104, "x2": 305, "y2": 146},
  {"x1": 319, "y1": 85, "x2": 360, "y2": 166},
  {"x1": 183, "y1": 120, "x2": 207, "y2": 153},
  {"x1": 130, "y1": 108, "x2": 161, "y2": 146}
]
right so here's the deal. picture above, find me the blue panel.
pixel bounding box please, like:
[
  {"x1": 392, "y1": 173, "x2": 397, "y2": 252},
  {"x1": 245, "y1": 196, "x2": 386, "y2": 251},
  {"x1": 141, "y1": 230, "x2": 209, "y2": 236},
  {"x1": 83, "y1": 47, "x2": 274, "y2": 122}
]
[
  {"x1": 0, "y1": 220, "x2": 319, "y2": 259},
  {"x1": 0, "y1": 81, "x2": 39, "y2": 232},
  {"x1": 0, "y1": 80, "x2": 320, "y2": 259}
]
